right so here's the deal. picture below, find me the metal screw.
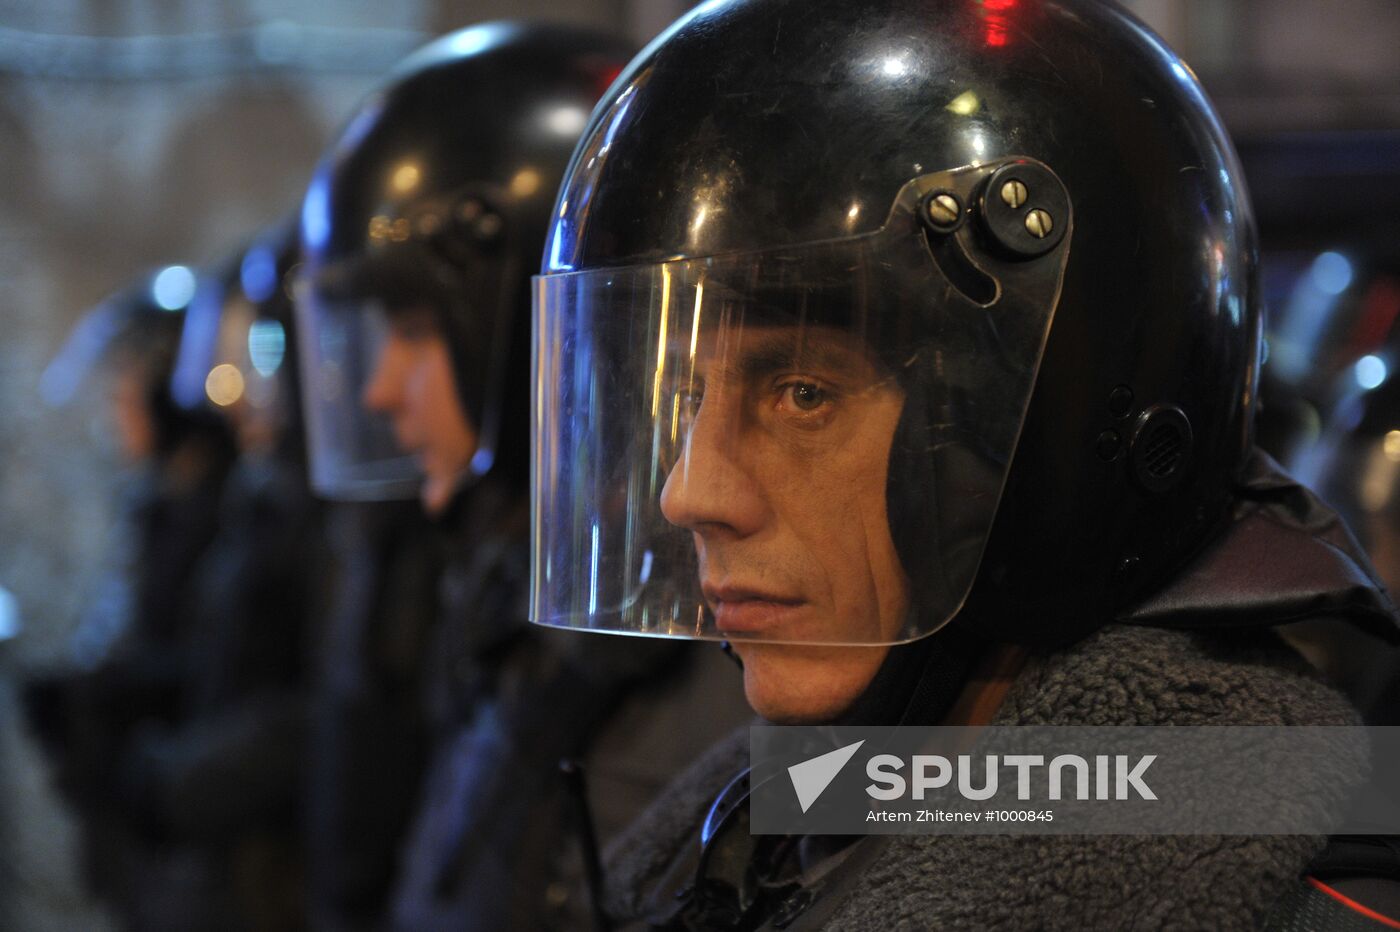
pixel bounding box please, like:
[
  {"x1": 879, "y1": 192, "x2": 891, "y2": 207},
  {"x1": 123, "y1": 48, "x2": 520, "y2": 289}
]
[
  {"x1": 925, "y1": 192, "x2": 962, "y2": 228},
  {"x1": 1000, "y1": 179, "x2": 1028, "y2": 209},
  {"x1": 1025, "y1": 209, "x2": 1054, "y2": 238}
]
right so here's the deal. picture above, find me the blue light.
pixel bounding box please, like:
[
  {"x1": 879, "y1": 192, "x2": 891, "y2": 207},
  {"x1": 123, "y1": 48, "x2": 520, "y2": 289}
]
[
  {"x1": 248, "y1": 319, "x2": 286, "y2": 377},
  {"x1": 0, "y1": 585, "x2": 18, "y2": 641},
  {"x1": 152, "y1": 265, "x2": 196, "y2": 311},
  {"x1": 601, "y1": 91, "x2": 634, "y2": 151},
  {"x1": 589, "y1": 523, "x2": 600, "y2": 615},
  {"x1": 1312, "y1": 252, "x2": 1354, "y2": 296},
  {"x1": 241, "y1": 246, "x2": 279, "y2": 304},
  {"x1": 470, "y1": 447, "x2": 495, "y2": 474},
  {"x1": 301, "y1": 176, "x2": 332, "y2": 252},
  {"x1": 547, "y1": 218, "x2": 572, "y2": 272},
  {"x1": 337, "y1": 98, "x2": 383, "y2": 153},
  {"x1": 170, "y1": 283, "x2": 223, "y2": 410},
  {"x1": 449, "y1": 23, "x2": 508, "y2": 58},
  {"x1": 1356, "y1": 355, "x2": 1388, "y2": 391}
]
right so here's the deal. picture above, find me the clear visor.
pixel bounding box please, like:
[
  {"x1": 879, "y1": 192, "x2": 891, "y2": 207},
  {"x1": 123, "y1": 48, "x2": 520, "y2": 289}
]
[
  {"x1": 532, "y1": 160, "x2": 1073, "y2": 645},
  {"x1": 294, "y1": 283, "x2": 421, "y2": 500}
]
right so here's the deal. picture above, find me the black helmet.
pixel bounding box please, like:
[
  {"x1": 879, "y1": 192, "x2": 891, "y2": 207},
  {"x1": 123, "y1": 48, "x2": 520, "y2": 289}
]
[
  {"x1": 42, "y1": 265, "x2": 193, "y2": 410},
  {"x1": 531, "y1": 0, "x2": 1260, "y2": 648},
  {"x1": 171, "y1": 222, "x2": 305, "y2": 457},
  {"x1": 296, "y1": 22, "x2": 632, "y2": 500},
  {"x1": 42, "y1": 265, "x2": 232, "y2": 461}
]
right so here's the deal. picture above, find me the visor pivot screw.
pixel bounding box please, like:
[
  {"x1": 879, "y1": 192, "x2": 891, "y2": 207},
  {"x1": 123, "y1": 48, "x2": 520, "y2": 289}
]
[
  {"x1": 982, "y1": 160, "x2": 1068, "y2": 256},
  {"x1": 1000, "y1": 179, "x2": 1028, "y2": 209},
  {"x1": 923, "y1": 192, "x2": 963, "y2": 230},
  {"x1": 1024, "y1": 209, "x2": 1054, "y2": 239}
]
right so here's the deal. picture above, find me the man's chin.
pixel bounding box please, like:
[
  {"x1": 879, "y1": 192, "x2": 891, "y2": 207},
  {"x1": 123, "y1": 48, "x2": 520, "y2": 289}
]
[
  {"x1": 420, "y1": 470, "x2": 459, "y2": 517},
  {"x1": 735, "y1": 641, "x2": 889, "y2": 724}
]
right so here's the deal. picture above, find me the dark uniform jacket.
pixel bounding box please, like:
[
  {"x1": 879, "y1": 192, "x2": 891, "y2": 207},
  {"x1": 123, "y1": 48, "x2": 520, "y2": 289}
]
[
  {"x1": 382, "y1": 477, "x2": 749, "y2": 931},
  {"x1": 602, "y1": 625, "x2": 1365, "y2": 931}
]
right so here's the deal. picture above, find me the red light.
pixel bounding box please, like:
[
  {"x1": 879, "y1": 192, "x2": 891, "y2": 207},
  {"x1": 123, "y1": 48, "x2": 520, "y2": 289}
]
[
  {"x1": 583, "y1": 60, "x2": 626, "y2": 101},
  {"x1": 1348, "y1": 275, "x2": 1400, "y2": 359},
  {"x1": 978, "y1": 0, "x2": 1019, "y2": 47},
  {"x1": 598, "y1": 64, "x2": 624, "y2": 88}
]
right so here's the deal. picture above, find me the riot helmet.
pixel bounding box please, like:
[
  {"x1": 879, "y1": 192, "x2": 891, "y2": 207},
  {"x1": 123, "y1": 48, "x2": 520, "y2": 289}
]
[
  {"x1": 531, "y1": 0, "x2": 1260, "y2": 649},
  {"x1": 295, "y1": 22, "x2": 633, "y2": 502},
  {"x1": 171, "y1": 222, "x2": 304, "y2": 458},
  {"x1": 42, "y1": 265, "x2": 222, "y2": 463}
]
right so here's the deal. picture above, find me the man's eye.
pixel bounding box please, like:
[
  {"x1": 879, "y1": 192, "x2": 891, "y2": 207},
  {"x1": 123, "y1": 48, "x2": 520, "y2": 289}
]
[
  {"x1": 672, "y1": 386, "x2": 704, "y2": 436},
  {"x1": 783, "y1": 381, "x2": 828, "y2": 412},
  {"x1": 677, "y1": 386, "x2": 704, "y2": 415}
]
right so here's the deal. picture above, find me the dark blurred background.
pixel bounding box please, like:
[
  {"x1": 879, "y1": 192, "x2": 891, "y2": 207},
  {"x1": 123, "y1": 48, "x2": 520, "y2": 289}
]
[{"x1": 1, "y1": 1, "x2": 1398, "y2": 928}]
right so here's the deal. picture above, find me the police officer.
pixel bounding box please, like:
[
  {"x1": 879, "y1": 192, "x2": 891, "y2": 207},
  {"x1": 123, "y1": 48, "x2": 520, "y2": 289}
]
[
  {"x1": 528, "y1": 0, "x2": 1400, "y2": 927},
  {"x1": 102, "y1": 226, "x2": 324, "y2": 931},
  {"x1": 294, "y1": 23, "x2": 749, "y2": 930},
  {"x1": 26, "y1": 266, "x2": 237, "y2": 924}
]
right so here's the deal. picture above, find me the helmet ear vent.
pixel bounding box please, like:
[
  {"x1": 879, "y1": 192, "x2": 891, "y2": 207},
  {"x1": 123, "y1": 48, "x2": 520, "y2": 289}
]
[{"x1": 1130, "y1": 405, "x2": 1193, "y2": 493}]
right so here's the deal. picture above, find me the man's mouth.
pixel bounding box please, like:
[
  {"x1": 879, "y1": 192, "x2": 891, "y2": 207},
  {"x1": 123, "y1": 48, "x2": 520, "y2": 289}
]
[{"x1": 703, "y1": 582, "x2": 805, "y2": 634}]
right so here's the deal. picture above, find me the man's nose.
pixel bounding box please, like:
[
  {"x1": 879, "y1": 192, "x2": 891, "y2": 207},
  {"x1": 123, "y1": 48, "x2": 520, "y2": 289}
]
[
  {"x1": 361, "y1": 338, "x2": 406, "y2": 413},
  {"x1": 659, "y1": 393, "x2": 768, "y2": 538}
]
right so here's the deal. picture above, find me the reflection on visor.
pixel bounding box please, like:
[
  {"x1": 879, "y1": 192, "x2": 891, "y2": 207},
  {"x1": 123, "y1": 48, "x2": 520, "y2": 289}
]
[{"x1": 532, "y1": 157, "x2": 1073, "y2": 646}]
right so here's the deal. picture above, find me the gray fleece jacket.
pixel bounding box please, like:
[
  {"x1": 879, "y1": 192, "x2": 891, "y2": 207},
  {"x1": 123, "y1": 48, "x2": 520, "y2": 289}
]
[{"x1": 601, "y1": 625, "x2": 1365, "y2": 931}]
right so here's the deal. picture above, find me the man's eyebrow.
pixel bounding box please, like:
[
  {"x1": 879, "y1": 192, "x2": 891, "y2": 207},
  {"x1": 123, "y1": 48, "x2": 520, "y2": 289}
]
[{"x1": 730, "y1": 333, "x2": 864, "y2": 379}]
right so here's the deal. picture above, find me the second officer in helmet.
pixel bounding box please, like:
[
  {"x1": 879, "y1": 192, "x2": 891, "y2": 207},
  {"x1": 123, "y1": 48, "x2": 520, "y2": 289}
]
[{"x1": 295, "y1": 22, "x2": 749, "y2": 930}]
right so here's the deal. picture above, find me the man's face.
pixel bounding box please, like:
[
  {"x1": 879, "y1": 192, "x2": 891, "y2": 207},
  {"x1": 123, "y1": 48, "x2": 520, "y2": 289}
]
[
  {"x1": 659, "y1": 323, "x2": 909, "y2": 723},
  {"x1": 361, "y1": 306, "x2": 478, "y2": 516},
  {"x1": 107, "y1": 366, "x2": 157, "y2": 464}
]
